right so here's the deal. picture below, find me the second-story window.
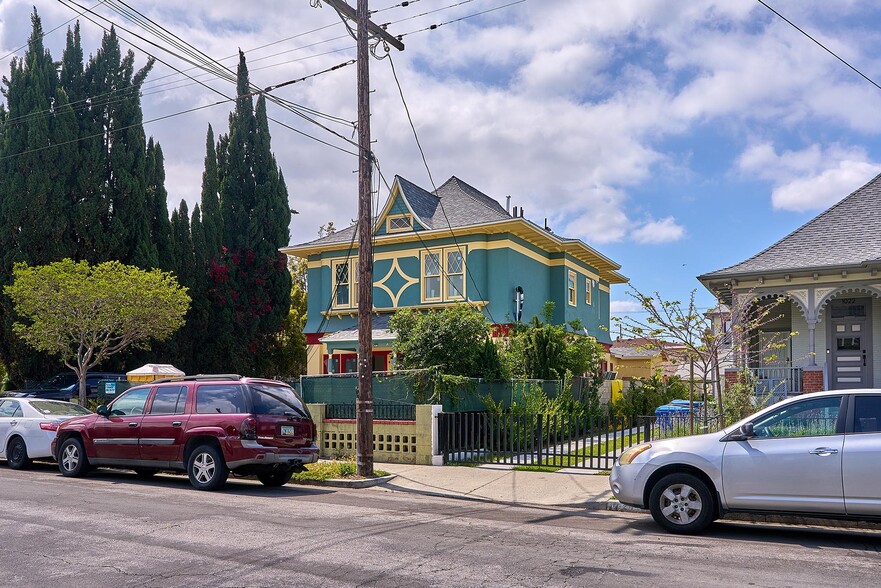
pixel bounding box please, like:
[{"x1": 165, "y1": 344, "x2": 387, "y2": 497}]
[
  {"x1": 446, "y1": 250, "x2": 464, "y2": 299},
  {"x1": 423, "y1": 252, "x2": 442, "y2": 301},
  {"x1": 422, "y1": 247, "x2": 466, "y2": 303},
  {"x1": 333, "y1": 258, "x2": 358, "y2": 308},
  {"x1": 585, "y1": 277, "x2": 593, "y2": 305},
  {"x1": 567, "y1": 270, "x2": 577, "y2": 307}
]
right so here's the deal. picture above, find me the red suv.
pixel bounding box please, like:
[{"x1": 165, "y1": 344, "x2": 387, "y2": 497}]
[{"x1": 52, "y1": 375, "x2": 318, "y2": 490}]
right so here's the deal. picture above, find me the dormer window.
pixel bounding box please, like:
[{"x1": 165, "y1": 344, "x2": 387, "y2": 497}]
[{"x1": 387, "y1": 214, "x2": 413, "y2": 233}]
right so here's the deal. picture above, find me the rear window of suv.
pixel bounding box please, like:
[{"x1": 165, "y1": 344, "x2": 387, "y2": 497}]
[
  {"x1": 196, "y1": 384, "x2": 248, "y2": 414},
  {"x1": 249, "y1": 384, "x2": 308, "y2": 417}
]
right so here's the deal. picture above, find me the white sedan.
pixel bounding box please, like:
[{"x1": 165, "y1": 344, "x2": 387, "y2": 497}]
[
  {"x1": 610, "y1": 389, "x2": 881, "y2": 534},
  {"x1": 0, "y1": 398, "x2": 92, "y2": 469}
]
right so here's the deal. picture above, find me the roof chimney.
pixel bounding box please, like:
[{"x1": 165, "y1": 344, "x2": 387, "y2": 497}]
[
  {"x1": 520, "y1": 207, "x2": 525, "y2": 218},
  {"x1": 506, "y1": 195, "x2": 511, "y2": 214},
  {"x1": 512, "y1": 205, "x2": 518, "y2": 217}
]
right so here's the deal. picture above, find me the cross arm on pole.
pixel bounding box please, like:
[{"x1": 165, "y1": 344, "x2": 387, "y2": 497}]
[{"x1": 322, "y1": 0, "x2": 405, "y2": 51}]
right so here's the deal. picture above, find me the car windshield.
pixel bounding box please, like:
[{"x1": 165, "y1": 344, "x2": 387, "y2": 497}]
[
  {"x1": 38, "y1": 373, "x2": 77, "y2": 389},
  {"x1": 29, "y1": 400, "x2": 91, "y2": 416},
  {"x1": 249, "y1": 385, "x2": 308, "y2": 417}
]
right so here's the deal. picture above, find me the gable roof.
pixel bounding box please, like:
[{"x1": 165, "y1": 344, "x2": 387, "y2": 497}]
[
  {"x1": 700, "y1": 172, "x2": 881, "y2": 281},
  {"x1": 282, "y1": 175, "x2": 627, "y2": 283}
]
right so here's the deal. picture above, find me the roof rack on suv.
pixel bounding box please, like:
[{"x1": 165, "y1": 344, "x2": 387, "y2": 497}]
[{"x1": 150, "y1": 374, "x2": 244, "y2": 384}]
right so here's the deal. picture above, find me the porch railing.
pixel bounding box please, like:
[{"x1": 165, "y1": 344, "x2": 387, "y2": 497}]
[{"x1": 750, "y1": 366, "x2": 802, "y2": 400}]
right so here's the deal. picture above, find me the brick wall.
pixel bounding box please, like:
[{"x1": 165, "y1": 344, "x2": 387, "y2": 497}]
[{"x1": 802, "y1": 367, "x2": 825, "y2": 393}]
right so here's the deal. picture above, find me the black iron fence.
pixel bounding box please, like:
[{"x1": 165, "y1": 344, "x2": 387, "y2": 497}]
[
  {"x1": 438, "y1": 412, "x2": 728, "y2": 470},
  {"x1": 325, "y1": 403, "x2": 416, "y2": 421}
]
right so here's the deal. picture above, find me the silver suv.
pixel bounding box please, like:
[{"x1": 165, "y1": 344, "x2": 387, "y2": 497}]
[{"x1": 611, "y1": 389, "x2": 881, "y2": 533}]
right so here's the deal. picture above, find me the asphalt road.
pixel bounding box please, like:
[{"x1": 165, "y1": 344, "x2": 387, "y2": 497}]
[{"x1": 2, "y1": 464, "x2": 880, "y2": 588}]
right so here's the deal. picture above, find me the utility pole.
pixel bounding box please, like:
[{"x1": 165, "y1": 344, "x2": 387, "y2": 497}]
[{"x1": 320, "y1": 0, "x2": 403, "y2": 477}]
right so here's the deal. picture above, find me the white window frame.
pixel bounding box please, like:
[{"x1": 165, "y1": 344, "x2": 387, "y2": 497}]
[
  {"x1": 585, "y1": 277, "x2": 593, "y2": 306},
  {"x1": 567, "y1": 270, "x2": 577, "y2": 307}
]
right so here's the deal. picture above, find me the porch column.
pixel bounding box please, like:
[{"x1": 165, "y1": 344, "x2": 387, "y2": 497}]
[{"x1": 807, "y1": 319, "x2": 817, "y2": 367}]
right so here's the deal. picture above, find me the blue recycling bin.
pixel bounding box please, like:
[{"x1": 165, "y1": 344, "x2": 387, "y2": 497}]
[{"x1": 655, "y1": 400, "x2": 702, "y2": 430}]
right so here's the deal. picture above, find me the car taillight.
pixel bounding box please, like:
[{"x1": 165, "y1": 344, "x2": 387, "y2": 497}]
[
  {"x1": 241, "y1": 417, "x2": 257, "y2": 440},
  {"x1": 309, "y1": 421, "x2": 316, "y2": 441},
  {"x1": 40, "y1": 421, "x2": 59, "y2": 431}
]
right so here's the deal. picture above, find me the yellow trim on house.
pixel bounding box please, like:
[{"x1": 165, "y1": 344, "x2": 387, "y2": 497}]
[
  {"x1": 283, "y1": 218, "x2": 628, "y2": 284},
  {"x1": 599, "y1": 283, "x2": 610, "y2": 293},
  {"x1": 419, "y1": 246, "x2": 466, "y2": 303},
  {"x1": 321, "y1": 300, "x2": 489, "y2": 318},
  {"x1": 585, "y1": 277, "x2": 593, "y2": 305},
  {"x1": 330, "y1": 257, "x2": 358, "y2": 310},
  {"x1": 567, "y1": 270, "x2": 577, "y2": 307}
]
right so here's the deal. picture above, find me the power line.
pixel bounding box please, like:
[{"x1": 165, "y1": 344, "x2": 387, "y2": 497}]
[
  {"x1": 0, "y1": 0, "x2": 107, "y2": 63},
  {"x1": 756, "y1": 0, "x2": 881, "y2": 93},
  {"x1": 385, "y1": 51, "x2": 496, "y2": 324},
  {"x1": 396, "y1": 0, "x2": 527, "y2": 39}
]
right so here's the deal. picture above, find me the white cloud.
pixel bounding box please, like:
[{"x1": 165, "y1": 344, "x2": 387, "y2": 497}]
[
  {"x1": 738, "y1": 142, "x2": 881, "y2": 212},
  {"x1": 610, "y1": 300, "x2": 643, "y2": 314},
  {"x1": 630, "y1": 217, "x2": 685, "y2": 244}
]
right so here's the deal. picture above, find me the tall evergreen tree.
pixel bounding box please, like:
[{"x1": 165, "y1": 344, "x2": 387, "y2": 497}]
[
  {"x1": 200, "y1": 125, "x2": 223, "y2": 259},
  {"x1": 211, "y1": 52, "x2": 292, "y2": 374},
  {"x1": 146, "y1": 139, "x2": 174, "y2": 270},
  {"x1": 0, "y1": 10, "x2": 77, "y2": 383}
]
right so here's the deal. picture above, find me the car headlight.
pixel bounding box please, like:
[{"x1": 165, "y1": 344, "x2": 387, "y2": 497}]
[{"x1": 618, "y1": 443, "x2": 652, "y2": 465}]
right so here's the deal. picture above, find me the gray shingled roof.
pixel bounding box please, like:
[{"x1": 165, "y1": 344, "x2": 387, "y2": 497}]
[
  {"x1": 701, "y1": 172, "x2": 881, "y2": 279},
  {"x1": 290, "y1": 175, "x2": 511, "y2": 249},
  {"x1": 319, "y1": 314, "x2": 395, "y2": 343}
]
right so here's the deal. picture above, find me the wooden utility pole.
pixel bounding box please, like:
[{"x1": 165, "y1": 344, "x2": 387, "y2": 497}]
[
  {"x1": 321, "y1": 0, "x2": 403, "y2": 477},
  {"x1": 355, "y1": 0, "x2": 374, "y2": 477}
]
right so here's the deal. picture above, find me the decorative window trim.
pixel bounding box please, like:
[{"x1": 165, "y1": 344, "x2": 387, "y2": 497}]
[
  {"x1": 386, "y1": 214, "x2": 414, "y2": 234},
  {"x1": 421, "y1": 246, "x2": 467, "y2": 303},
  {"x1": 585, "y1": 277, "x2": 593, "y2": 306},
  {"x1": 567, "y1": 270, "x2": 577, "y2": 307},
  {"x1": 331, "y1": 257, "x2": 358, "y2": 309}
]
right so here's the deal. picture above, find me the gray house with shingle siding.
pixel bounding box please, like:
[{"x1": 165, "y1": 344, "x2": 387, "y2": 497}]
[{"x1": 699, "y1": 172, "x2": 881, "y2": 393}]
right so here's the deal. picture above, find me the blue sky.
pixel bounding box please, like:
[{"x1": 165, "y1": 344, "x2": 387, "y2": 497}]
[{"x1": 3, "y1": 1, "x2": 881, "y2": 318}]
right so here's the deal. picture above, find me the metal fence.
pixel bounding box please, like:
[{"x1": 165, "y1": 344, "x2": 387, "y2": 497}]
[
  {"x1": 750, "y1": 366, "x2": 803, "y2": 398},
  {"x1": 439, "y1": 412, "x2": 729, "y2": 470},
  {"x1": 325, "y1": 403, "x2": 416, "y2": 421}
]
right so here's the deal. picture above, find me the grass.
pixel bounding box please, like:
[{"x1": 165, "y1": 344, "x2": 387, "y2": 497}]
[
  {"x1": 513, "y1": 464, "x2": 561, "y2": 473},
  {"x1": 290, "y1": 460, "x2": 389, "y2": 482}
]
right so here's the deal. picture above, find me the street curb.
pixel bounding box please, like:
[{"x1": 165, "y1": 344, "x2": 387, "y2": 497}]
[{"x1": 290, "y1": 474, "x2": 397, "y2": 489}]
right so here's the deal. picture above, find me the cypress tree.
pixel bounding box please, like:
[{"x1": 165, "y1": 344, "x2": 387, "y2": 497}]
[
  {"x1": 146, "y1": 139, "x2": 174, "y2": 271},
  {"x1": 211, "y1": 52, "x2": 292, "y2": 374},
  {"x1": 200, "y1": 125, "x2": 223, "y2": 259},
  {"x1": 0, "y1": 10, "x2": 76, "y2": 382}
]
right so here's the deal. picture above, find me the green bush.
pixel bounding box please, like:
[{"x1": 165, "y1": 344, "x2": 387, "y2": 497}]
[{"x1": 611, "y1": 374, "x2": 690, "y2": 420}]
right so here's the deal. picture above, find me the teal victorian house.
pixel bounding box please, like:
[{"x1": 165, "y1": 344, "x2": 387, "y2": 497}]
[{"x1": 281, "y1": 176, "x2": 628, "y2": 375}]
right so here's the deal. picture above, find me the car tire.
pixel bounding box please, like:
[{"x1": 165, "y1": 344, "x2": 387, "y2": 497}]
[
  {"x1": 58, "y1": 437, "x2": 89, "y2": 478},
  {"x1": 648, "y1": 472, "x2": 715, "y2": 535},
  {"x1": 134, "y1": 468, "x2": 159, "y2": 479},
  {"x1": 187, "y1": 444, "x2": 229, "y2": 491},
  {"x1": 7, "y1": 437, "x2": 31, "y2": 470},
  {"x1": 257, "y1": 471, "x2": 294, "y2": 487}
]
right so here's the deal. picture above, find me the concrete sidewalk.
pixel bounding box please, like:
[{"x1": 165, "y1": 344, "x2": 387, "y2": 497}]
[{"x1": 372, "y1": 463, "x2": 634, "y2": 511}]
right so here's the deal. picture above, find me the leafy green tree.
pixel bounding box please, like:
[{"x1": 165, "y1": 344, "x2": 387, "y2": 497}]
[
  {"x1": 389, "y1": 305, "x2": 501, "y2": 378},
  {"x1": 505, "y1": 302, "x2": 605, "y2": 383},
  {"x1": 4, "y1": 259, "x2": 190, "y2": 405}
]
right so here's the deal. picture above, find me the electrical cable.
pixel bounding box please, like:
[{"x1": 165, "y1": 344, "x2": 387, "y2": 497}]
[
  {"x1": 384, "y1": 51, "x2": 496, "y2": 323},
  {"x1": 0, "y1": 0, "x2": 107, "y2": 63},
  {"x1": 756, "y1": 0, "x2": 881, "y2": 93},
  {"x1": 396, "y1": 0, "x2": 527, "y2": 39}
]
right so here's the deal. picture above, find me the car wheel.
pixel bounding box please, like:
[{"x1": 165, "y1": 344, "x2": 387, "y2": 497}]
[
  {"x1": 7, "y1": 437, "x2": 31, "y2": 470},
  {"x1": 257, "y1": 471, "x2": 294, "y2": 487},
  {"x1": 648, "y1": 472, "x2": 715, "y2": 535},
  {"x1": 133, "y1": 468, "x2": 159, "y2": 479},
  {"x1": 187, "y1": 444, "x2": 229, "y2": 491},
  {"x1": 58, "y1": 437, "x2": 89, "y2": 478}
]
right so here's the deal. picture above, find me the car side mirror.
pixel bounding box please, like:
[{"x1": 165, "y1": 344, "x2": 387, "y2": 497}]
[
  {"x1": 723, "y1": 422, "x2": 755, "y2": 442},
  {"x1": 96, "y1": 405, "x2": 109, "y2": 417}
]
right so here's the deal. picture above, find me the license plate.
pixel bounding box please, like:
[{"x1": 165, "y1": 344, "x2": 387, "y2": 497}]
[{"x1": 280, "y1": 425, "x2": 295, "y2": 436}]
